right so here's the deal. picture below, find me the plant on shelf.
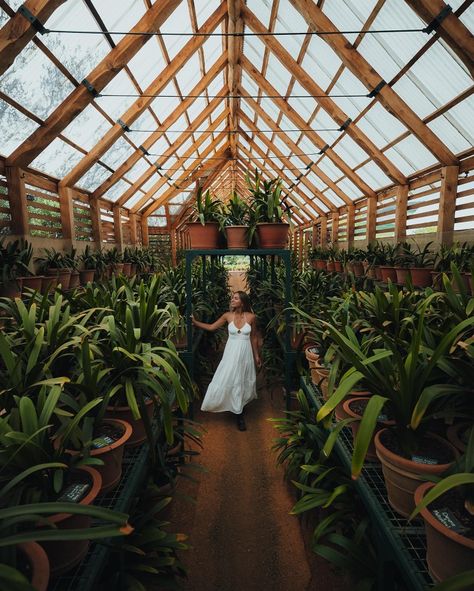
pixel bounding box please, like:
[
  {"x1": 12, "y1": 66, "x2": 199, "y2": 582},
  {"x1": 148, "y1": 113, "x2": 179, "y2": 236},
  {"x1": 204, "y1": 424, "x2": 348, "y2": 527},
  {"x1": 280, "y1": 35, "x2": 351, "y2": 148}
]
[
  {"x1": 246, "y1": 169, "x2": 291, "y2": 248},
  {"x1": 35, "y1": 248, "x2": 72, "y2": 290},
  {"x1": 187, "y1": 188, "x2": 224, "y2": 249},
  {"x1": 394, "y1": 241, "x2": 437, "y2": 287},
  {"x1": 223, "y1": 192, "x2": 250, "y2": 249},
  {"x1": 0, "y1": 238, "x2": 32, "y2": 297}
]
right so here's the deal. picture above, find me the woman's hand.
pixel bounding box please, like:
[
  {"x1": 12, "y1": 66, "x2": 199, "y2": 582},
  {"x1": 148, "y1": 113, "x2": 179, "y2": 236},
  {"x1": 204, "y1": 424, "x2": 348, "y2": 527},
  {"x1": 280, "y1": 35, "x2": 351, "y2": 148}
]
[
  {"x1": 190, "y1": 314, "x2": 196, "y2": 326},
  {"x1": 255, "y1": 354, "x2": 262, "y2": 369}
]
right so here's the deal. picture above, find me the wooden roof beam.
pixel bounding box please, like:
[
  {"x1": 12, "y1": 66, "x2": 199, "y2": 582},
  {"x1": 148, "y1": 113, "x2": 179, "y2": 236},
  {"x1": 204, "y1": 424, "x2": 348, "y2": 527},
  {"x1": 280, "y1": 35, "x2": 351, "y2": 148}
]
[
  {"x1": 117, "y1": 93, "x2": 228, "y2": 207},
  {"x1": 129, "y1": 110, "x2": 229, "y2": 212},
  {"x1": 240, "y1": 90, "x2": 352, "y2": 207},
  {"x1": 289, "y1": 0, "x2": 458, "y2": 165},
  {"x1": 227, "y1": 0, "x2": 244, "y2": 167},
  {"x1": 241, "y1": 55, "x2": 377, "y2": 200},
  {"x1": 7, "y1": 0, "x2": 184, "y2": 168},
  {"x1": 405, "y1": 0, "x2": 474, "y2": 79},
  {"x1": 59, "y1": 3, "x2": 227, "y2": 189},
  {"x1": 0, "y1": 0, "x2": 67, "y2": 76},
  {"x1": 243, "y1": 6, "x2": 407, "y2": 185},
  {"x1": 92, "y1": 54, "x2": 228, "y2": 199}
]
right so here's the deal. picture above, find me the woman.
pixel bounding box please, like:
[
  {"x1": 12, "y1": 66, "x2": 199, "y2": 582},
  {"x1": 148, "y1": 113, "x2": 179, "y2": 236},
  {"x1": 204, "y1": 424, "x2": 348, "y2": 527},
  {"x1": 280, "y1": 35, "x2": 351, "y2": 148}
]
[{"x1": 192, "y1": 291, "x2": 261, "y2": 431}]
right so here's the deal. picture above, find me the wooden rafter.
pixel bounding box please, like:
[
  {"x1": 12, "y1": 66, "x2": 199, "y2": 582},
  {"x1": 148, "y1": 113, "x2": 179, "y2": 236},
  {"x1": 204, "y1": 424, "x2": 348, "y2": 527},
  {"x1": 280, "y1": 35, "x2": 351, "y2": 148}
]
[
  {"x1": 289, "y1": 0, "x2": 458, "y2": 166},
  {"x1": 0, "y1": 0, "x2": 67, "y2": 76},
  {"x1": 59, "y1": 3, "x2": 227, "y2": 189},
  {"x1": 6, "y1": 0, "x2": 184, "y2": 168},
  {"x1": 243, "y1": 6, "x2": 408, "y2": 185}
]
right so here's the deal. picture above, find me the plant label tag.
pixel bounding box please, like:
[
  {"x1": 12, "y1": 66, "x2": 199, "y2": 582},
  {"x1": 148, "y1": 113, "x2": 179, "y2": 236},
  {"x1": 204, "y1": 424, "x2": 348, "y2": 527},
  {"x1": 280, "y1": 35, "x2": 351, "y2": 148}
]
[
  {"x1": 432, "y1": 508, "x2": 468, "y2": 534},
  {"x1": 411, "y1": 455, "x2": 438, "y2": 465},
  {"x1": 92, "y1": 435, "x2": 114, "y2": 449},
  {"x1": 57, "y1": 483, "x2": 90, "y2": 503}
]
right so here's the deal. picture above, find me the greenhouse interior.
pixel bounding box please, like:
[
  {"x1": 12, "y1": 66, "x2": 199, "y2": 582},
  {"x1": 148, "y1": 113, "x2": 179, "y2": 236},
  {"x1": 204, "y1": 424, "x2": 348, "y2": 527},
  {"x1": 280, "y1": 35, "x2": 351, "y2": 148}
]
[{"x1": 0, "y1": 0, "x2": 473, "y2": 590}]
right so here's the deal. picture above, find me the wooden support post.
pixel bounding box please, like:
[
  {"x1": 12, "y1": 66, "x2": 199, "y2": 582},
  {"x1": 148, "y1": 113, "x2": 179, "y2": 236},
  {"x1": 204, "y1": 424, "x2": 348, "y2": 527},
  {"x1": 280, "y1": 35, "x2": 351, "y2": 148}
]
[
  {"x1": 367, "y1": 195, "x2": 377, "y2": 244},
  {"x1": 58, "y1": 185, "x2": 75, "y2": 242},
  {"x1": 141, "y1": 218, "x2": 149, "y2": 247},
  {"x1": 347, "y1": 204, "x2": 355, "y2": 248},
  {"x1": 89, "y1": 197, "x2": 103, "y2": 244},
  {"x1": 331, "y1": 212, "x2": 339, "y2": 244},
  {"x1": 320, "y1": 216, "x2": 328, "y2": 247},
  {"x1": 170, "y1": 230, "x2": 177, "y2": 266},
  {"x1": 129, "y1": 213, "x2": 137, "y2": 245},
  {"x1": 5, "y1": 166, "x2": 29, "y2": 236},
  {"x1": 394, "y1": 185, "x2": 408, "y2": 242},
  {"x1": 312, "y1": 223, "x2": 318, "y2": 249},
  {"x1": 437, "y1": 165, "x2": 459, "y2": 246},
  {"x1": 113, "y1": 205, "x2": 123, "y2": 248}
]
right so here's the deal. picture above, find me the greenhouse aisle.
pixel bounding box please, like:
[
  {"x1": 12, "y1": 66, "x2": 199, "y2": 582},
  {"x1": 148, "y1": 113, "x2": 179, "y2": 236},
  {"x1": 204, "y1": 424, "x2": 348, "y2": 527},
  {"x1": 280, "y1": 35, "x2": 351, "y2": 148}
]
[{"x1": 169, "y1": 385, "x2": 346, "y2": 591}]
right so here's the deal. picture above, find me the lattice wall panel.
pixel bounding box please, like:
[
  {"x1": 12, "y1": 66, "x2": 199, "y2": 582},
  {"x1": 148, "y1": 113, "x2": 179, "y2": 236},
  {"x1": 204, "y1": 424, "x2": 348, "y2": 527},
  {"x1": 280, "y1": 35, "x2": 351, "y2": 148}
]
[
  {"x1": 376, "y1": 192, "x2": 396, "y2": 240},
  {"x1": 354, "y1": 201, "x2": 367, "y2": 242},
  {"x1": 455, "y1": 172, "x2": 474, "y2": 232},
  {"x1": 99, "y1": 203, "x2": 115, "y2": 243},
  {"x1": 73, "y1": 195, "x2": 94, "y2": 242},
  {"x1": 121, "y1": 212, "x2": 131, "y2": 245},
  {"x1": 337, "y1": 211, "x2": 348, "y2": 242},
  {"x1": 407, "y1": 183, "x2": 440, "y2": 236},
  {"x1": 0, "y1": 175, "x2": 12, "y2": 235},
  {"x1": 26, "y1": 184, "x2": 62, "y2": 238}
]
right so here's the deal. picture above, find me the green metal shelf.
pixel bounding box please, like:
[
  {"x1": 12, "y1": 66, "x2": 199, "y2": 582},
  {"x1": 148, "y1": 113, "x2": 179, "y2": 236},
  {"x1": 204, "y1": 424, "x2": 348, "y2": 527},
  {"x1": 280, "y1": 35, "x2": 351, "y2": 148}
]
[
  {"x1": 300, "y1": 376, "x2": 434, "y2": 591},
  {"x1": 49, "y1": 440, "x2": 151, "y2": 591}
]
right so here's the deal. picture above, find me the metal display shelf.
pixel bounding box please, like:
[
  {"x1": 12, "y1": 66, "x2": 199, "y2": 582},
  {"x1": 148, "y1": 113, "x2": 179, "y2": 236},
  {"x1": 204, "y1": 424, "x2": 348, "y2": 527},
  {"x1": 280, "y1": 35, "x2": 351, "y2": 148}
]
[
  {"x1": 300, "y1": 376, "x2": 434, "y2": 591},
  {"x1": 184, "y1": 249, "x2": 297, "y2": 409},
  {"x1": 49, "y1": 440, "x2": 151, "y2": 591}
]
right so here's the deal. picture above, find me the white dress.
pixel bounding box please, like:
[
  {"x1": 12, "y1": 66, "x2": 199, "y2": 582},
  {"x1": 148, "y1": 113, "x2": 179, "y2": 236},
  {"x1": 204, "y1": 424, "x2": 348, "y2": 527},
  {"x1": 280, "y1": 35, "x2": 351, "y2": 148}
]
[{"x1": 201, "y1": 316, "x2": 257, "y2": 415}]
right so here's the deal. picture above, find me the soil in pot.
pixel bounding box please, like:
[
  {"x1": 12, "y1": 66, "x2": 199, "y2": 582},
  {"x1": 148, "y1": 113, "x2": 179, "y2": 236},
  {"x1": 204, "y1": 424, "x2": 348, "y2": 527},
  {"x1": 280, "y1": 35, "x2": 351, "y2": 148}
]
[
  {"x1": 414, "y1": 483, "x2": 474, "y2": 583},
  {"x1": 375, "y1": 429, "x2": 458, "y2": 518}
]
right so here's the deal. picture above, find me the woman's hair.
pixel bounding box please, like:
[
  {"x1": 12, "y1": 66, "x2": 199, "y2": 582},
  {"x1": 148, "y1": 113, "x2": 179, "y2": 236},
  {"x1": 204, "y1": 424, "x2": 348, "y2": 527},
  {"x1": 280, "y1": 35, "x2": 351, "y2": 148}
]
[{"x1": 235, "y1": 290, "x2": 253, "y2": 313}]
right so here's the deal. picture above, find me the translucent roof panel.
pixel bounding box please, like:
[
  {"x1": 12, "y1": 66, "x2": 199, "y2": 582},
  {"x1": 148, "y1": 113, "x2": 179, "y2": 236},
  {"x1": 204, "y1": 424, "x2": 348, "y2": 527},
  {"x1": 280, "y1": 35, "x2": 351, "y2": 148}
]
[
  {"x1": 0, "y1": 100, "x2": 39, "y2": 156},
  {"x1": 246, "y1": 0, "x2": 272, "y2": 29},
  {"x1": 101, "y1": 137, "x2": 135, "y2": 170},
  {"x1": 274, "y1": 0, "x2": 308, "y2": 59},
  {"x1": 76, "y1": 163, "x2": 111, "y2": 192},
  {"x1": 323, "y1": 0, "x2": 378, "y2": 44},
  {"x1": 92, "y1": 0, "x2": 146, "y2": 44},
  {"x1": 103, "y1": 179, "x2": 132, "y2": 203},
  {"x1": 356, "y1": 102, "x2": 408, "y2": 148},
  {"x1": 97, "y1": 71, "x2": 141, "y2": 121},
  {"x1": 62, "y1": 105, "x2": 112, "y2": 152},
  {"x1": 385, "y1": 136, "x2": 438, "y2": 176},
  {"x1": 30, "y1": 139, "x2": 83, "y2": 178},
  {"x1": 158, "y1": 1, "x2": 192, "y2": 60},
  {"x1": 127, "y1": 39, "x2": 168, "y2": 89}
]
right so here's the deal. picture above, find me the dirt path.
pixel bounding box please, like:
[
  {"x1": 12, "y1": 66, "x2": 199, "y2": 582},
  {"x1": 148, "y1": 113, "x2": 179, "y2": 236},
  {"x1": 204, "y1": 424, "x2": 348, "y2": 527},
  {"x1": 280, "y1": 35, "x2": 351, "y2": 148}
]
[{"x1": 169, "y1": 387, "x2": 346, "y2": 591}]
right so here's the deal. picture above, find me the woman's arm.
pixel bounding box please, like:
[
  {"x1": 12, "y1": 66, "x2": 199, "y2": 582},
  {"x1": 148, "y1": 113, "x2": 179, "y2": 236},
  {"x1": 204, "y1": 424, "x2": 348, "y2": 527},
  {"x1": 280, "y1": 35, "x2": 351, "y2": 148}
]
[
  {"x1": 250, "y1": 315, "x2": 262, "y2": 368},
  {"x1": 192, "y1": 312, "x2": 229, "y2": 332}
]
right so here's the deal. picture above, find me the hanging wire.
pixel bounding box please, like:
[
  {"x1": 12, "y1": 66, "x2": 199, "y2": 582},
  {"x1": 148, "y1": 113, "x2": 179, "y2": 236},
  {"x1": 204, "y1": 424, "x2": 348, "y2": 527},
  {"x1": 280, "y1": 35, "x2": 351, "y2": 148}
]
[
  {"x1": 98, "y1": 93, "x2": 369, "y2": 99},
  {"x1": 128, "y1": 127, "x2": 342, "y2": 133},
  {"x1": 146, "y1": 151, "x2": 324, "y2": 160}
]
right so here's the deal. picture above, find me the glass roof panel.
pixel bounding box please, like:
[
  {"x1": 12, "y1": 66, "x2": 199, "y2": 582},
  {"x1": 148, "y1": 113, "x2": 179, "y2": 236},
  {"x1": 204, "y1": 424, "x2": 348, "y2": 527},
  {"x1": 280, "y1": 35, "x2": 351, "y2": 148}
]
[
  {"x1": 30, "y1": 139, "x2": 83, "y2": 178},
  {"x1": 127, "y1": 39, "x2": 167, "y2": 89},
  {"x1": 0, "y1": 100, "x2": 39, "y2": 156},
  {"x1": 357, "y1": 161, "x2": 393, "y2": 189},
  {"x1": 317, "y1": 155, "x2": 345, "y2": 182},
  {"x1": 385, "y1": 135, "x2": 438, "y2": 176},
  {"x1": 141, "y1": 173, "x2": 162, "y2": 193},
  {"x1": 103, "y1": 179, "x2": 131, "y2": 203},
  {"x1": 196, "y1": 0, "x2": 220, "y2": 28},
  {"x1": 356, "y1": 102, "x2": 408, "y2": 147},
  {"x1": 97, "y1": 71, "x2": 140, "y2": 120},
  {"x1": 101, "y1": 137, "x2": 135, "y2": 169},
  {"x1": 149, "y1": 80, "x2": 181, "y2": 122},
  {"x1": 244, "y1": 36, "x2": 265, "y2": 72},
  {"x1": 427, "y1": 116, "x2": 472, "y2": 154},
  {"x1": 175, "y1": 53, "x2": 201, "y2": 95},
  {"x1": 158, "y1": 1, "x2": 192, "y2": 60},
  {"x1": 302, "y1": 36, "x2": 342, "y2": 90},
  {"x1": 323, "y1": 0, "x2": 378, "y2": 44},
  {"x1": 459, "y1": 5, "x2": 474, "y2": 29},
  {"x1": 0, "y1": 41, "x2": 74, "y2": 119},
  {"x1": 125, "y1": 159, "x2": 150, "y2": 183},
  {"x1": 246, "y1": 0, "x2": 272, "y2": 29},
  {"x1": 332, "y1": 134, "x2": 371, "y2": 167},
  {"x1": 92, "y1": 0, "x2": 145, "y2": 44},
  {"x1": 274, "y1": 0, "x2": 308, "y2": 59},
  {"x1": 76, "y1": 163, "x2": 111, "y2": 191},
  {"x1": 337, "y1": 177, "x2": 363, "y2": 201},
  {"x1": 62, "y1": 104, "x2": 112, "y2": 152},
  {"x1": 266, "y1": 54, "x2": 293, "y2": 96}
]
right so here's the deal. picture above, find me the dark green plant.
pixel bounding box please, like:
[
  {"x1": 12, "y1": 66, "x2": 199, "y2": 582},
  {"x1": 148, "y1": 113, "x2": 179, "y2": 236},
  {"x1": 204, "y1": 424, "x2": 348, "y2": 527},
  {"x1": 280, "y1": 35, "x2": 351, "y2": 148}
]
[
  {"x1": 0, "y1": 238, "x2": 32, "y2": 283},
  {"x1": 194, "y1": 188, "x2": 224, "y2": 226},
  {"x1": 245, "y1": 169, "x2": 290, "y2": 224},
  {"x1": 223, "y1": 192, "x2": 250, "y2": 226}
]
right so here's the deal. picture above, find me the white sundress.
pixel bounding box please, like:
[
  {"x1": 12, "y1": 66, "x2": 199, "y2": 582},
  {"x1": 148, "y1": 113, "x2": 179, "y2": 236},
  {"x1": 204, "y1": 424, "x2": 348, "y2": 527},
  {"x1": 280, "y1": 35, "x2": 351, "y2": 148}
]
[{"x1": 201, "y1": 314, "x2": 257, "y2": 415}]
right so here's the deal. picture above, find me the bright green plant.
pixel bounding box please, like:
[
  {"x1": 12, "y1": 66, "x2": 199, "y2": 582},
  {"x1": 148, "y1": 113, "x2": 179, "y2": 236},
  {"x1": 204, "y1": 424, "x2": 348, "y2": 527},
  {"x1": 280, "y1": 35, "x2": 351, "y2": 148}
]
[
  {"x1": 223, "y1": 192, "x2": 250, "y2": 226},
  {"x1": 194, "y1": 187, "x2": 224, "y2": 226}
]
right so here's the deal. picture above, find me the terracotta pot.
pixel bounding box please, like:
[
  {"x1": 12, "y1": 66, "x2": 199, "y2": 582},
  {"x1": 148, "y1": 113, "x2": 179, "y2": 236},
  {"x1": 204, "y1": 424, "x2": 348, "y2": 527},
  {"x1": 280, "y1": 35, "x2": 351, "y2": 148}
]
[
  {"x1": 226, "y1": 225, "x2": 248, "y2": 249},
  {"x1": 334, "y1": 261, "x2": 343, "y2": 272},
  {"x1": 57, "y1": 269, "x2": 71, "y2": 290},
  {"x1": 410, "y1": 267, "x2": 433, "y2": 288},
  {"x1": 379, "y1": 266, "x2": 397, "y2": 283},
  {"x1": 343, "y1": 397, "x2": 394, "y2": 460},
  {"x1": 256, "y1": 223, "x2": 289, "y2": 249},
  {"x1": 41, "y1": 275, "x2": 58, "y2": 294},
  {"x1": 69, "y1": 271, "x2": 80, "y2": 289},
  {"x1": 414, "y1": 481, "x2": 474, "y2": 583},
  {"x1": 106, "y1": 398, "x2": 154, "y2": 448},
  {"x1": 130, "y1": 264, "x2": 137, "y2": 276},
  {"x1": 366, "y1": 266, "x2": 377, "y2": 279},
  {"x1": 395, "y1": 267, "x2": 410, "y2": 285},
  {"x1": 446, "y1": 422, "x2": 471, "y2": 454},
  {"x1": 0, "y1": 279, "x2": 22, "y2": 298},
  {"x1": 374, "y1": 429, "x2": 458, "y2": 517},
  {"x1": 375, "y1": 266, "x2": 383, "y2": 281},
  {"x1": 188, "y1": 222, "x2": 220, "y2": 249},
  {"x1": 20, "y1": 275, "x2": 43, "y2": 292},
  {"x1": 314, "y1": 259, "x2": 327, "y2": 271},
  {"x1": 18, "y1": 542, "x2": 50, "y2": 591},
  {"x1": 122, "y1": 262, "x2": 132, "y2": 277},
  {"x1": 352, "y1": 261, "x2": 364, "y2": 277},
  {"x1": 304, "y1": 345, "x2": 320, "y2": 365},
  {"x1": 113, "y1": 263, "x2": 124, "y2": 276},
  {"x1": 334, "y1": 389, "x2": 371, "y2": 422},
  {"x1": 326, "y1": 261, "x2": 335, "y2": 272},
  {"x1": 79, "y1": 269, "x2": 94, "y2": 285},
  {"x1": 40, "y1": 466, "x2": 101, "y2": 577}
]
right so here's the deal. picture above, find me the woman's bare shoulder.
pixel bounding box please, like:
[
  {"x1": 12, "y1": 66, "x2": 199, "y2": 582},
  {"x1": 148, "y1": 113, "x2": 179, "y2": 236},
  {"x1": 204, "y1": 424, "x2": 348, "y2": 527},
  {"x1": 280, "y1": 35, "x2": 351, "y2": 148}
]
[{"x1": 247, "y1": 312, "x2": 257, "y2": 323}]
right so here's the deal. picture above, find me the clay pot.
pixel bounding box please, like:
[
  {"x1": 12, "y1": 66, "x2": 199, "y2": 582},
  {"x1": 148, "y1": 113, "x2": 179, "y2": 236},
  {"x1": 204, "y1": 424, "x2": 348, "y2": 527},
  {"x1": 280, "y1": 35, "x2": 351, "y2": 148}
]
[
  {"x1": 69, "y1": 271, "x2": 80, "y2": 289},
  {"x1": 106, "y1": 398, "x2": 155, "y2": 448},
  {"x1": 122, "y1": 263, "x2": 132, "y2": 277},
  {"x1": 314, "y1": 259, "x2": 327, "y2": 271},
  {"x1": 374, "y1": 429, "x2": 458, "y2": 517},
  {"x1": 352, "y1": 261, "x2": 364, "y2": 277},
  {"x1": 379, "y1": 266, "x2": 397, "y2": 283},
  {"x1": 226, "y1": 226, "x2": 248, "y2": 249},
  {"x1": 334, "y1": 389, "x2": 371, "y2": 422},
  {"x1": 0, "y1": 279, "x2": 22, "y2": 298},
  {"x1": 304, "y1": 345, "x2": 320, "y2": 367},
  {"x1": 334, "y1": 261, "x2": 343, "y2": 272},
  {"x1": 20, "y1": 275, "x2": 43, "y2": 292},
  {"x1": 256, "y1": 223, "x2": 289, "y2": 249},
  {"x1": 57, "y1": 269, "x2": 71, "y2": 290},
  {"x1": 188, "y1": 222, "x2": 220, "y2": 249},
  {"x1": 18, "y1": 542, "x2": 50, "y2": 591},
  {"x1": 410, "y1": 267, "x2": 433, "y2": 288},
  {"x1": 113, "y1": 263, "x2": 124, "y2": 276},
  {"x1": 375, "y1": 266, "x2": 383, "y2": 281},
  {"x1": 41, "y1": 275, "x2": 58, "y2": 294},
  {"x1": 395, "y1": 267, "x2": 410, "y2": 285},
  {"x1": 79, "y1": 269, "x2": 95, "y2": 285},
  {"x1": 342, "y1": 397, "x2": 394, "y2": 460},
  {"x1": 326, "y1": 261, "x2": 335, "y2": 272},
  {"x1": 414, "y1": 481, "x2": 474, "y2": 583},
  {"x1": 462, "y1": 272, "x2": 472, "y2": 294},
  {"x1": 40, "y1": 466, "x2": 101, "y2": 577}
]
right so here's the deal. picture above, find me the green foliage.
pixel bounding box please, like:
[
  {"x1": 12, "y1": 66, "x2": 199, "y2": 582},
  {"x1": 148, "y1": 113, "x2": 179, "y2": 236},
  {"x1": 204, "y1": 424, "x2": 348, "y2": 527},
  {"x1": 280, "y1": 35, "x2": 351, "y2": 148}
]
[
  {"x1": 223, "y1": 192, "x2": 250, "y2": 226},
  {"x1": 194, "y1": 188, "x2": 224, "y2": 226},
  {"x1": 245, "y1": 169, "x2": 290, "y2": 224}
]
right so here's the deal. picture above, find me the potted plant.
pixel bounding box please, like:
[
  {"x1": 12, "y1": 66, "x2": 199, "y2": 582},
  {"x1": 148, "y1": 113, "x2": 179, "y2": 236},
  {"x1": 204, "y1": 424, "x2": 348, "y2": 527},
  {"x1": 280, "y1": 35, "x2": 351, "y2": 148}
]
[
  {"x1": 35, "y1": 248, "x2": 71, "y2": 291},
  {"x1": 311, "y1": 246, "x2": 329, "y2": 271},
  {"x1": 63, "y1": 246, "x2": 80, "y2": 289},
  {"x1": 0, "y1": 238, "x2": 31, "y2": 298},
  {"x1": 223, "y1": 192, "x2": 250, "y2": 249},
  {"x1": 78, "y1": 245, "x2": 97, "y2": 285},
  {"x1": 187, "y1": 188, "x2": 224, "y2": 249},
  {"x1": 246, "y1": 169, "x2": 290, "y2": 249},
  {"x1": 395, "y1": 242, "x2": 437, "y2": 288}
]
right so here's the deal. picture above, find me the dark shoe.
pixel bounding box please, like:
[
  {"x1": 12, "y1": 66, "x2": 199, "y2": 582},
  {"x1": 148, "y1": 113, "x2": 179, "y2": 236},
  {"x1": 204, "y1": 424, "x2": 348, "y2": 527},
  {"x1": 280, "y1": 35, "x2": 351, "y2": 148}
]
[{"x1": 237, "y1": 415, "x2": 247, "y2": 431}]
